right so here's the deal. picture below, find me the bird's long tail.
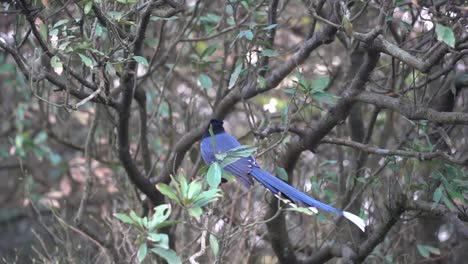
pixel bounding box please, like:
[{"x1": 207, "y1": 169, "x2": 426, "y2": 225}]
[{"x1": 250, "y1": 167, "x2": 365, "y2": 232}]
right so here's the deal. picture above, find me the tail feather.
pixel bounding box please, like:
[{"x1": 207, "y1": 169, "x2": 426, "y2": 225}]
[
  {"x1": 250, "y1": 167, "x2": 365, "y2": 232},
  {"x1": 343, "y1": 211, "x2": 366, "y2": 232}
]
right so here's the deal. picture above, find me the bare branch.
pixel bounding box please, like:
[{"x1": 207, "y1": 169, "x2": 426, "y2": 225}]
[
  {"x1": 354, "y1": 91, "x2": 468, "y2": 125},
  {"x1": 321, "y1": 136, "x2": 468, "y2": 165},
  {"x1": 283, "y1": 50, "x2": 380, "y2": 172}
]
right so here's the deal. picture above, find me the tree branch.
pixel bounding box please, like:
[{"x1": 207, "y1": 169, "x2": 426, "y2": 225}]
[
  {"x1": 354, "y1": 91, "x2": 468, "y2": 125},
  {"x1": 283, "y1": 49, "x2": 380, "y2": 172},
  {"x1": 320, "y1": 136, "x2": 468, "y2": 165},
  {"x1": 157, "y1": 0, "x2": 342, "y2": 184}
]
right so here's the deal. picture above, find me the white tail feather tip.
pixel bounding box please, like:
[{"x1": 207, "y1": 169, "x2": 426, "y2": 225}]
[{"x1": 343, "y1": 211, "x2": 366, "y2": 232}]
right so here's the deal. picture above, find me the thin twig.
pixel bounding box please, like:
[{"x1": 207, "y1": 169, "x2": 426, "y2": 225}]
[
  {"x1": 74, "y1": 106, "x2": 100, "y2": 225},
  {"x1": 189, "y1": 223, "x2": 208, "y2": 264}
]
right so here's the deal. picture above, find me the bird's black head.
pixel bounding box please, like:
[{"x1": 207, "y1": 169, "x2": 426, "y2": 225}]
[{"x1": 203, "y1": 119, "x2": 225, "y2": 138}]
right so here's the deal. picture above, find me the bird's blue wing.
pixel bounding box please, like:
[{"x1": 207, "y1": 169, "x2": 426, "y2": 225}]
[{"x1": 200, "y1": 133, "x2": 254, "y2": 187}]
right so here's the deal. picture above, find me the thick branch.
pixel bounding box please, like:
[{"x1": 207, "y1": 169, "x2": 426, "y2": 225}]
[
  {"x1": 321, "y1": 136, "x2": 468, "y2": 165},
  {"x1": 407, "y1": 200, "x2": 468, "y2": 222},
  {"x1": 17, "y1": 0, "x2": 99, "y2": 91},
  {"x1": 359, "y1": 35, "x2": 448, "y2": 73},
  {"x1": 117, "y1": 0, "x2": 166, "y2": 205},
  {"x1": 354, "y1": 197, "x2": 406, "y2": 262},
  {"x1": 283, "y1": 50, "x2": 380, "y2": 172},
  {"x1": 354, "y1": 91, "x2": 468, "y2": 125},
  {"x1": 158, "y1": 1, "x2": 341, "y2": 184},
  {"x1": 118, "y1": 65, "x2": 164, "y2": 204},
  {"x1": 301, "y1": 244, "x2": 343, "y2": 264},
  {"x1": 0, "y1": 41, "x2": 113, "y2": 107}
]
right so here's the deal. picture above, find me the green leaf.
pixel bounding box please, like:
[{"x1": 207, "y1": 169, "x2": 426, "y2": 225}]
[
  {"x1": 226, "y1": 5, "x2": 233, "y2": 15},
  {"x1": 188, "y1": 207, "x2": 203, "y2": 219},
  {"x1": 15, "y1": 134, "x2": 24, "y2": 151},
  {"x1": 78, "y1": 53, "x2": 94, "y2": 68},
  {"x1": 148, "y1": 233, "x2": 169, "y2": 249},
  {"x1": 150, "y1": 16, "x2": 178, "y2": 22},
  {"x1": 58, "y1": 41, "x2": 70, "y2": 51},
  {"x1": 419, "y1": 246, "x2": 431, "y2": 259},
  {"x1": 263, "y1": 24, "x2": 278, "y2": 31},
  {"x1": 106, "y1": 63, "x2": 116, "y2": 77},
  {"x1": 39, "y1": 23, "x2": 48, "y2": 42},
  {"x1": 400, "y1": 20, "x2": 413, "y2": 31},
  {"x1": 283, "y1": 88, "x2": 298, "y2": 95},
  {"x1": 417, "y1": 244, "x2": 440, "y2": 259},
  {"x1": 276, "y1": 167, "x2": 288, "y2": 181},
  {"x1": 432, "y1": 185, "x2": 443, "y2": 204},
  {"x1": 84, "y1": 1, "x2": 92, "y2": 15},
  {"x1": 154, "y1": 220, "x2": 183, "y2": 230},
  {"x1": 114, "y1": 213, "x2": 135, "y2": 225},
  {"x1": 295, "y1": 71, "x2": 309, "y2": 90},
  {"x1": 342, "y1": 16, "x2": 353, "y2": 37},
  {"x1": 227, "y1": 149, "x2": 256, "y2": 158},
  {"x1": 312, "y1": 91, "x2": 337, "y2": 104},
  {"x1": 435, "y1": 23, "x2": 455, "y2": 48},
  {"x1": 209, "y1": 234, "x2": 219, "y2": 256},
  {"x1": 244, "y1": 30, "x2": 253, "y2": 40},
  {"x1": 441, "y1": 195, "x2": 455, "y2": 210},
  {"x1": 220, "y1": 157, "x2": 241, "y2": 167},
  {"x1": 192, "y1": 189, "x2": 222, "y2": 208},
  {"x1": 149, "y1": 204, "x2": 171, "y2": 230},
  {"x1": 145, "y1": 38, "x2": 158, "y2": 48},
  {"x1": 227, "y1": 17, "x2": 235, "y2": 26},
  {"x1": 151, "y1": 247, "x2": 181, "y2": 264},
  {"x1": 200, "y1": 13, "x2": 221, "y2": 23},
  {"x1": 226, "y1": 145, "x2": 255, "y2": 153},
  {"x1": 209, "y1": 124, "x2": 216, "y2": 149},
  {"x1": 109, "y1": 11, "x2": 123, "y2": 21},
  {"x1": 53, "y1": 19, "x2": 68, "y2": 28},
  {"x1": 129, "y1": 210, "x2": 144, "y2": 229},
  {"x1": 229, "y1": 62, "x2": 243, "y2": 88},
  {"x1": 224, "y1": 146, "x2": 257, "y2": 159},
  {"x1": 197, "y1": 165, "x2": 210, "y2": 177},
  {"x1": 178, "y1": 174, "x2": 189, "y2": 199},
  {"x1": 34, "y1": 131, "x2": 48, "y2": 144},
  {"x1": 133, "y1": 55, "x2": 149, "y2": 66},
  {"x1": 187, "y1": 180, "x2": 202, "y2": 201},
  {"x1": 281, "y1": 105, "x2": 289, "y2": 126},
  {"x1": 137, "y1": 243, "x2": 148, "y2": 262},
  {"x1": 207, "y1": 162, "x2": 222, "y2": 188},
  {"x1": 200, "y1": 44, "x2": 217, "y2": 60},
  {"x1": 215, "y1": 152, "x2": 227, "y2": 161},
  {"x1": 312, "y1": 77, "x2": 330, "y2": 91},
  {"x1": 319, "y1": 159, "x2": 337, "y2": 167},
  {"x1": 116, "y1": 0, "x2": 137, "y2": 5},
  {"x1": 50, "y1": 56, "x2": 62, "y2": 68},
  {"x1": 48, "y1": 153, "x2": 62, "y2": 166},
  {"x1": 49, "y1": 29, "x2": 59, "y2": 36},
  {"x1": 199, "y1": 73, "x2": 213, "y2": 89},
  {"x1": 285, "y1": 207, "x2": 315, "y2": 216},
  {"x1": 258, "y1": 75, "x2": 266, "y2": 89},
  {"x1": 260, "y1": 49, "x2": 278, "y2": 57},
  {"x1": 157, "y1": 183, "x2": 180, "y2": 203}
]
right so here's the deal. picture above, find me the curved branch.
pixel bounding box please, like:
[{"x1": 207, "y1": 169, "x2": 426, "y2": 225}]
[
  {"x1": 283, "y1": 50, "x2": 381, "y2": 172},
  {"x1": 354, "y1": 197, "x2": 405, "y2": 262},
  {"x1": 157, "y1": 0, "x2": 342, "y2": 184},
  {"x1": 354, "y1": 91, "x2": 468, "y2": 125},
  {"x1": 320, "y1": 136, "x2": 468, "y2": 165}
]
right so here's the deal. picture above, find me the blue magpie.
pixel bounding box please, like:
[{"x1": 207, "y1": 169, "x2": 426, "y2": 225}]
[{"x1": 200, "y1": 119, "x2": 366, "y2": 232}]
